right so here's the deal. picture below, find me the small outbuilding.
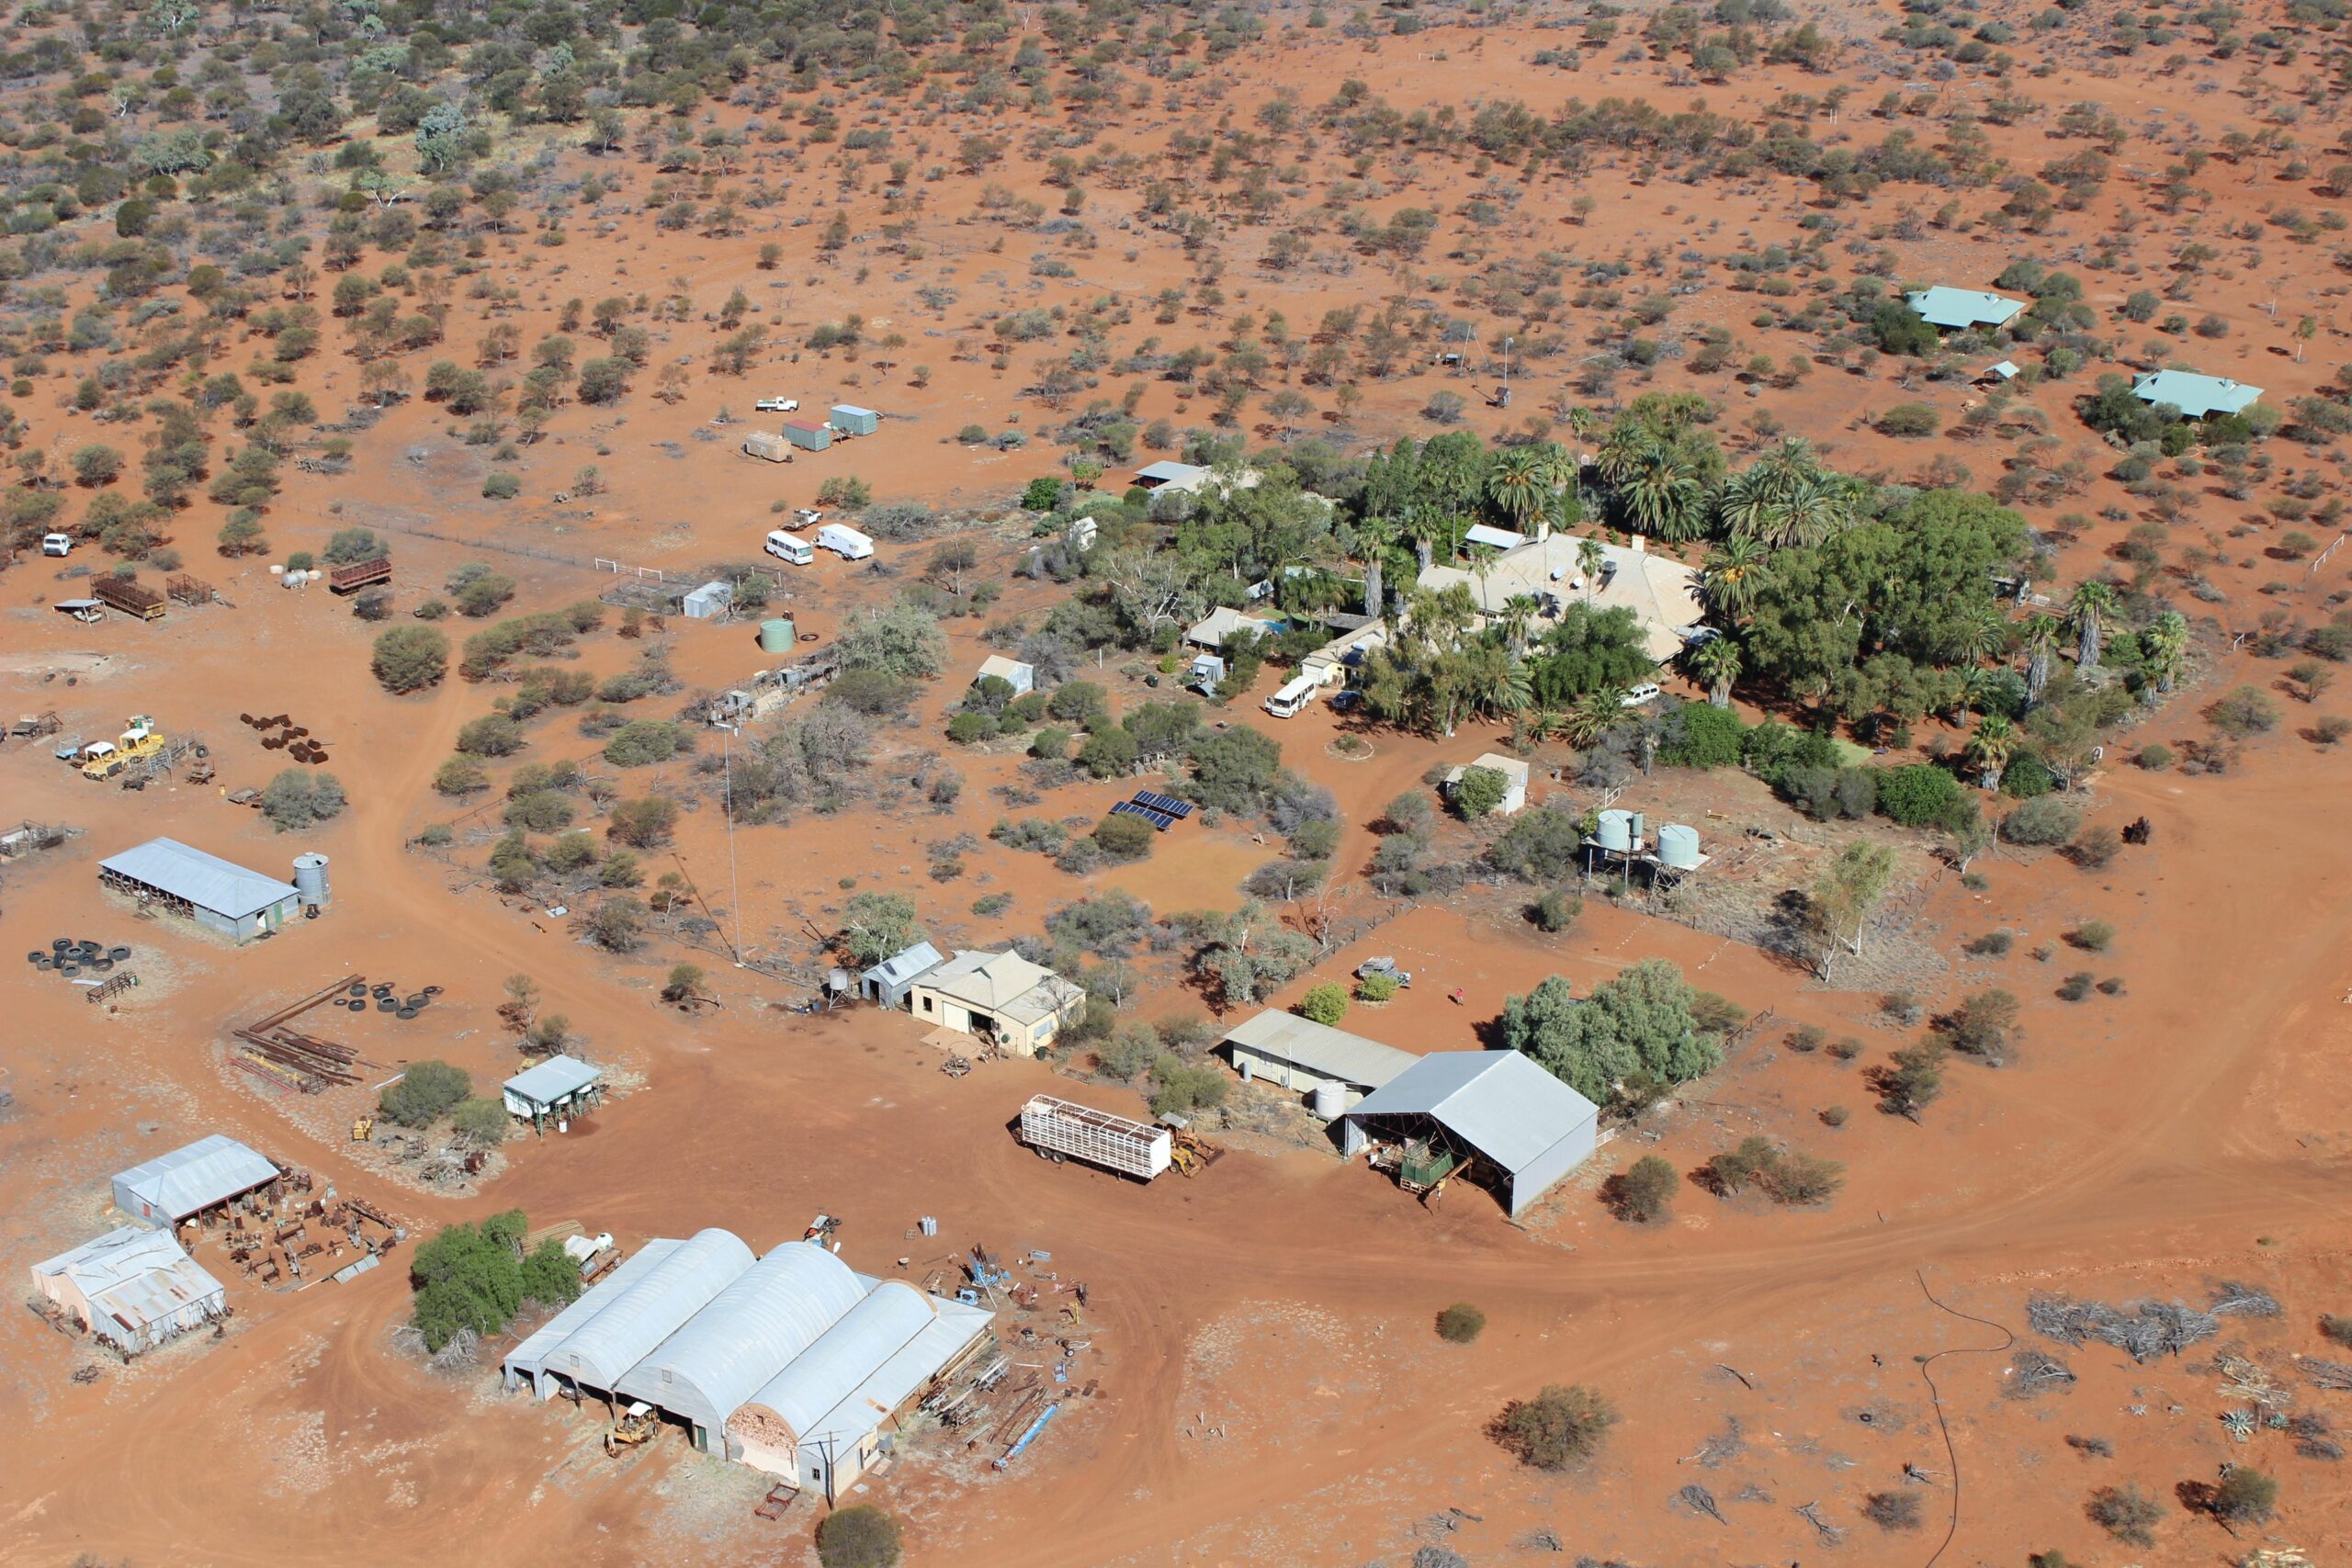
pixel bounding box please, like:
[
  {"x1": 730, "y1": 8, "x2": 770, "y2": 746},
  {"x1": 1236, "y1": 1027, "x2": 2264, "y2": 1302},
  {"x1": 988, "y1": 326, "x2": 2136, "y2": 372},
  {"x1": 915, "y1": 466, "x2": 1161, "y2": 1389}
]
[
  {"x1": 2131, "y1": 369, "x2": 2263, "y2": 419},
  {"x1": 784, "y1": 419, "x2": 833, "y2": 452},
  {"x1": 503, "y1": 1055, "x2": 604, "y2": 1126},
  {"x1": 682, "y1": 580, "x2": 733, "y2": 620},
  {"x1": 828, "y1": 404, "x2": 880, "y2": 436},
  {"x1": 975, "y1": 655, "x2": 1035, "y2": 696},
  {"x1": 909, "y1": 949, "x2": 1085, "y2": 1057},
  {"x1": 1340, "y1": 1052, "x2": 1599, "y2": 1217},
  {"x1": 1222, "y1": 1010, "x2": 1416, "y2": 1112},
  {"x1": 1185, "y1": 605, "x2": 1275, "y2": 650},
  {"x1": 112, "y1": 1134, "x2": 278, "y2": 1229},
  {"x1": 1444, "y1": 752, "x2": 1531, "y2": 816},
  {"x1": 1133, "y1": 459, "x2": 1208, "y2": 491},
  {"x1": 1905, "y1": 287, "x2": 2027, "y2": 331},
  {"x1": 862, "y1": 940, "x2": 945, "y2": 1009},
  {"x1": 31, "y1": 1226, "x2": 227, "y2": 1354},
  {"x1": 742, "y1": 431, "x2": 794, "y2": 463},
  {"x1": 1464, "y1": 524, "x2": 1528, "y2": 552},
  {"x1": 97, "y1": 837, "x2": 302, "y2": 942}
]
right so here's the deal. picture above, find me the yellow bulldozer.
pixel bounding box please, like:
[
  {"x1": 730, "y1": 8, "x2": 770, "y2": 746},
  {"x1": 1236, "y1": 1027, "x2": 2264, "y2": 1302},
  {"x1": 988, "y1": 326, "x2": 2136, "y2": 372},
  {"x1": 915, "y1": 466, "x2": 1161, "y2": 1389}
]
[
  {"x1": 82, "y1": 716, "x2": 164, "y2": 781},
  {"x1": 605, "y1": 1402, "x2": 660, "y2": 1456},
  {"x1": 1169, "y1": 1128, "x2": 1226, "y2": 1177}
]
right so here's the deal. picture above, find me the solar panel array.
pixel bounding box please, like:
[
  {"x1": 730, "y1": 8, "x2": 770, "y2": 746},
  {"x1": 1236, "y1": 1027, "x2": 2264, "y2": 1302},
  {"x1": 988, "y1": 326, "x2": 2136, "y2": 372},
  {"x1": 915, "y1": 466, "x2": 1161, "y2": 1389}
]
[
  {"x1": 1132, "y1": 790, "x2": 1193, "y2": 819},
  {"x1": 1110, "y1": 801, "x2": 1176, "y2": 832}
]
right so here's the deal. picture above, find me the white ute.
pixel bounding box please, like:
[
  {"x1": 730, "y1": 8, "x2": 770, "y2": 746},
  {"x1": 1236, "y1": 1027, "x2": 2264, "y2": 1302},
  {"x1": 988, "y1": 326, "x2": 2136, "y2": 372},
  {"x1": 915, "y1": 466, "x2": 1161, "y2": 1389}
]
[{"x1": 754, "y1": 398, "x2": 799, "y2": 413}]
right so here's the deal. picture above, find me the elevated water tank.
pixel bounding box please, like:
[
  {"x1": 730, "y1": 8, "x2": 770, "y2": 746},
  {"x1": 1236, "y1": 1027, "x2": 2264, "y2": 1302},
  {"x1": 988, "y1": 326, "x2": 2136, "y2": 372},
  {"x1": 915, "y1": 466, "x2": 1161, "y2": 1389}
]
[
  {"x1": 1657, "y1": 824, "x2": 1702, "y2": 870},
  {"x1": 1309, "y1": 1081, "x2": 1346, "y2": 1121},
  {"x1": 292, "y1": 852, "x2": 331, "y2": 908},
  {"x1": 759, "y1": 616, "x2": 796, "y2": 653},
  {"x1": 1593, "y1": 809, "x2": 1633, "y2": 852}
]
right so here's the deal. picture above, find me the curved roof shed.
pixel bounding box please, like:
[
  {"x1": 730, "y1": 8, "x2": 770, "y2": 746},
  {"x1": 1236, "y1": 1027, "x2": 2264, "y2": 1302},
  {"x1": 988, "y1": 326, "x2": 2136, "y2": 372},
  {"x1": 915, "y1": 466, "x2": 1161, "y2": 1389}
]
[
  {"x1": 730, "y1": 1281, "x2": 938, "y2": 1447},
  {"x1": 614, "y1": 1242, "x2": 866, "y2": 1442},
  {"x1": 533, "y1": 1227, "x2": 753, "y2": 1394}
]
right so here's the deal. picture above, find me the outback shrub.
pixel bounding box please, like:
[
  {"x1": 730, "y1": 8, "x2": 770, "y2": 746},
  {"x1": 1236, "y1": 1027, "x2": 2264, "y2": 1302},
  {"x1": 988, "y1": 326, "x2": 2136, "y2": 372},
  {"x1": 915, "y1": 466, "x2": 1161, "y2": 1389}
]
[
  {"x1": 1875, "y1": 763, "x2": 1969, "y2": 829},
  {"x1": 1493, "y1": 1384, "x2": 1618, "y2": 1471},
  {"x1": 1435, "y1": 1303, "x2": 1487, "y2": 1343},
  {"x1": 380, "y1": 1059, "x2": 469, "y2": 1127},
  {"x1": 1298, "y1": 982, "x2": 1349, "y2": 1025}
]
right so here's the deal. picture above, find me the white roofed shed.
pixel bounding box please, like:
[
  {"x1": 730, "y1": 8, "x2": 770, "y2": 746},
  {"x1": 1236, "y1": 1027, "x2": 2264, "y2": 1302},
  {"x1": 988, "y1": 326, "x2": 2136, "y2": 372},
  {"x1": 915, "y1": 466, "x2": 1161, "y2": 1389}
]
[
  {"x1": 112, "y1": 1134, "x2": 278, "y2": 1227},
  {"x1": 1222, "y1": 1010, "x2": 1416, "y2": 1109},
  {"x1": 1340, "y1": 1052, "x2": 1598, "y2": 1216}
]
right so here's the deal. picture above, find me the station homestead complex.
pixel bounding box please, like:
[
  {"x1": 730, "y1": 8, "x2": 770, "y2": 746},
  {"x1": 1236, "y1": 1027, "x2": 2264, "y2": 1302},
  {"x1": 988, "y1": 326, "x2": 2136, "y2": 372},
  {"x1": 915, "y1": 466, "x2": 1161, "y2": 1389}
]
[{"x1": 6, "y1": 0, "x2": 2352, "y2": 1563}]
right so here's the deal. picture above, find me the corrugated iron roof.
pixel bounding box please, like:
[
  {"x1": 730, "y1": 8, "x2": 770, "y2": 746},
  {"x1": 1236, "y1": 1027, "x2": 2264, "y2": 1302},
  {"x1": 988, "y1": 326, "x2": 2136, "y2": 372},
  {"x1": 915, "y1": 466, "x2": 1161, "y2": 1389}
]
[
  {"x1": 503, "y1": 1055, "x2": 601, "y2": 1106},
  {"x1": 1344, "y1": 1052, "x2": 1597, "y2": 1174},
  {"x1": 1223, "y1": 1010, "x2": 1417, "y2": 1090},
  {"x1": 97, "y1": 838, "x2": 299, "y2": 920},
  {"x1": 34, "y1": 1225, "x2": 226, "y2": 1337},
  {"x1": 113, "y1": 1134, "x2": 277, "y2": 1221},
  {"x1": 2131, "y1": 369, "x2": 2263, "y2": 418},
  {"x1": 865, "y1": 942, "x2": 944, "y2": 987},
  {"x1": 1905, "y1": 287, "x2": 2026, "y2": 329}
]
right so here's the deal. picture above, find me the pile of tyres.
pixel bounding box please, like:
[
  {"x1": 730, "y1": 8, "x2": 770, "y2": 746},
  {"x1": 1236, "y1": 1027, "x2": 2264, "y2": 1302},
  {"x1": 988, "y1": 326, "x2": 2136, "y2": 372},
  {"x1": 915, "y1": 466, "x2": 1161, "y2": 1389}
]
[
  {"x1": 28, "y1": 937, "x2": 131, "y2": 978},
  {"x1": 341, "y1": 978, "x2": 443, "y2": 1021}
]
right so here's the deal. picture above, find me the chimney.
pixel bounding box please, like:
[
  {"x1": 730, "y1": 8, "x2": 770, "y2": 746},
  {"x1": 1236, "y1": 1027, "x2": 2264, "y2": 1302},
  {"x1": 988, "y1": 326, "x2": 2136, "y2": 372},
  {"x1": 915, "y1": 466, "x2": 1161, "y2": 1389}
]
[
  {"x1": 1630, "y1": 534, "x2": 1647, "y2": 553},
  {"x1": 1535, "y1": 518, "x2": 1552, "y2": 543}
]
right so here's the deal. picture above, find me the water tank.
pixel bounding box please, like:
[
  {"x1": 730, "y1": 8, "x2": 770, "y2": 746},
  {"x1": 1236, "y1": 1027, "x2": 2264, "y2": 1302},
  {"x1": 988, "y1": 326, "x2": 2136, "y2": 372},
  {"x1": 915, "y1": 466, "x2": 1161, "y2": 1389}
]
[
  {"x1": 1657, "y1": 824, "x2": 1702, "y2": 870},
  {"x1": 1593, "y1": 809, "x2": 1633, "y2": 852},
  {"x1": 1628, "y1": 812, "x2": 1646, "y2": 846},
  {"x1": 759, "y1": 616, "x2": 797, "y2": 653},
  {"x1": 292, "y1": 852, "x2": 330, "y2": 908},
  {"x1": 1309, "y1": 1081, "x2": 1346, "y2": 1121}
]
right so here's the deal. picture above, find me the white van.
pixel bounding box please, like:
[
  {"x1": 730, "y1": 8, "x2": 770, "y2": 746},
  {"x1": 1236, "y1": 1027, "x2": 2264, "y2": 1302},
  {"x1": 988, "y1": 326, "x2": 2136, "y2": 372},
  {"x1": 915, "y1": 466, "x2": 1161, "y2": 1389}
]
[
  {"x1": 764, "y1": 530, "x2": 814, "y2": 566},
  {"x1": 817, "y1": 523, "x2": 874, "y2": 560},
  {"x1": 41, "y1": 533, "x2": 72, "y2": 557},
  {"x1": 1263, "y1": 674, "x2": 1321, "y2": 719}
]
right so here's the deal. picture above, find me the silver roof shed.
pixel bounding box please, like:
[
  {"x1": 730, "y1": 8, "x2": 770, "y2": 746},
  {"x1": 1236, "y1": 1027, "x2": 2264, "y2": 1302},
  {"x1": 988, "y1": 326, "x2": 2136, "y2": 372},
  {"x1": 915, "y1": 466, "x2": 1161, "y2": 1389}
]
[
  {"x1": 98, "y1": 838, "x2": 300, "y2": 920},
  {"x1": 1340, "y1": 1052, "x2": 1599, "y2": 1217},
  {"x1": 111, "y1": 1134, "x2": 278, "y2": 1225}
]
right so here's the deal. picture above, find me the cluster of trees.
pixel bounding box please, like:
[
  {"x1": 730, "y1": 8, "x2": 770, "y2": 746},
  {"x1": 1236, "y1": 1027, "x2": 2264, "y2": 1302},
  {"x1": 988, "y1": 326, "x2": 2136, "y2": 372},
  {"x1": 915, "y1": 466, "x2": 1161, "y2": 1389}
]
[
  {"x1": 1498, "y1": 959, "x2": 1742, "y2": 1112},
  {"x1": 377, "y1": 1058, "x2": 509, "y2": 1148},
  {"x1": 408, "y1": 1209, "x2": 580, "y2": 1354}
]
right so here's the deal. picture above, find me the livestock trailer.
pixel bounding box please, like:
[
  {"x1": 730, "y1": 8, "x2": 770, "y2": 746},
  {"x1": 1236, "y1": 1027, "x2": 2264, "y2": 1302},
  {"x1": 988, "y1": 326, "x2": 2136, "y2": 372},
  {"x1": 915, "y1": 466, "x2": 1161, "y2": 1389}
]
[
  {"x1": 93, "y1": 577, "x2": 165, "y2": 621},
  {"x1": 327, "y1": 557, "x2": 390, "y2": 594},
  {"x1": 1018, "y1": 1095, "x2": 1171, "y2": 1180}
]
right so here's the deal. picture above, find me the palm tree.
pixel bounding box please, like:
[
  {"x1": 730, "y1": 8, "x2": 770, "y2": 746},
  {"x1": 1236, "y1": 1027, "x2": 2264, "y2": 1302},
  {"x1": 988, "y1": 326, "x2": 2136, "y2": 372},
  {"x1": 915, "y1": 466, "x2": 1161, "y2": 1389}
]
[
  {"x1": 2141, "y1": 609, "x2": 2188, "y2": 693},
  {"x1": 1498, "y1": 593, "x2": 1544, "y2": 657},
  {"x1": 1577, "y1": 536, "x2": 1606, "y2": 607},
  {"x1": 1945, "y1": 603, "x2": 2008, "y2": 667},
  {"x1": 1950, "y1": 664, "x2": 2000, "y2": 723},
  {"x1": 2069, "y1": 581, "x2": 2118, "y2": 671},
  {"x1": 1558, "y1": 688, "x2": 1627, "y2": 747},
  {"x1": 2023, "y1": 615, "x2": 2062, "y2": 708},
  {"x1": 1965, "y1": 715, "x2": 2016, "y2": 792},
  {"x1": 1603, "y1": 437, "x2": 1706, "y2": 544},
  {"x1": 1717, "y1": 438, "x2": 1856, "y2": 547},
  {"x1": 1486, "y1": 446, "x2": 1549, "y2": 529},
  {"x1": 1682, "y1": 637, "x2": 1742, "y2": 708},
  {"x1": 1699, "y1": 535, "x2": 1768, "y2": 624}
]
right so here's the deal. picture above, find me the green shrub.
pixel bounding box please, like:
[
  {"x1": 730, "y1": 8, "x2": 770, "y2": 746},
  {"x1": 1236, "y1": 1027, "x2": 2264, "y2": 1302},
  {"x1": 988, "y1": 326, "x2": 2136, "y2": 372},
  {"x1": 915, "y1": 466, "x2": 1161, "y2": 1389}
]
[
  {"x1": 1532, "y1": 888, "x2": 1582, "y2": 932},
  {"x1": 1658, "y1": 703, "x2": 1747, "y2": 768},
  {"x1": 1875, "y1": 763, "x2": 1969, "y2": 829},
  {"x1": 1435, "y1": 1303, "x2": 1486, "y2": 1343},
  {"x1": 481, "y1": 471, "x2": 520, "y2": 500},
  {"x1": 380, "y1": 1059, "x2": 470, "y2": 1127},
  {"x1": 1091, "y1": 811, "x2": 1156, "y2": 861},
  {"x1": 1876, "y1": 402, "x2": 1940, "y2": 436},
  {"x1": 815, "y1": 1505, "x2": 902, "y2": 1568},
  {"x1": 1148, "y1": 1055, "x2": 1227, "y2": 1118},
  {"x1": 1356, "y1": 971, "x2": 1399, "y2": 1003},
  {"x1": 1999, "y1": 751, "x2": 2056, "y2": 797},
  {"x1": 2000, "y1": 795, "x2": 2080, "y2": 846},
  {"x1": 451, "y1": 1098, "x2": 509, "y2": 1146},
  {"x1": 1298, "y1": 982, "x2": 1349, "y2": 1025},
  {"x1": 1611, "y1": 1155, "x2": 1678, "y2": 1222},
  {"x1": 1494, "y1": 1384, "x2": 1618, "y2": 1471},
  {"x1": 1452, "y1": 763, "x2": 1508, "y2": 819},
  {"x1": 947, "y1": 711, "x2": 997, "y2": 745},
  {"x1": 2066, "y1": 919, "x2": 2115, "y2": 952},
  {"x1": 371, "y1": 625, "x2": 449, "y2": 694}
]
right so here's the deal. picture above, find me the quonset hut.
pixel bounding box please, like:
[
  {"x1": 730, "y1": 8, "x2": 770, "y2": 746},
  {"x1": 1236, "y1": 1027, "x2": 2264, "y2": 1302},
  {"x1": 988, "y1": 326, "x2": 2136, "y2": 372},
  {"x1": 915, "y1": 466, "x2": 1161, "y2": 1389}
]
[{"x1": 503, "y1": 1234, "x2": 990, "y2": 1498}]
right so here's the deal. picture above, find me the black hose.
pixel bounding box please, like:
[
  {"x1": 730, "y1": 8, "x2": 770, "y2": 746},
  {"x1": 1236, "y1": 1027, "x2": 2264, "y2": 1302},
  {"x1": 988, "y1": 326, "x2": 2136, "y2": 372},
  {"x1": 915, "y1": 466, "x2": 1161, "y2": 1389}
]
[{"x1": 1914, "y1": 1269, "x2": 2016, "y2": 1568}]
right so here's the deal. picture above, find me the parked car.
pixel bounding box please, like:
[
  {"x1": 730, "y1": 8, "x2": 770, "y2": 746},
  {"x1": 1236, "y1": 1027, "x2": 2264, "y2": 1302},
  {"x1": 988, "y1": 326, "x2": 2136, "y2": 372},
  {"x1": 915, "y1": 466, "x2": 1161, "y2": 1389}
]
[
  {"x1": 1620, "y1": 682, "x2": 1662, "y2": 707},
  {"x1": 754, "y1": 398, "x2": 799, "y2": 413}
]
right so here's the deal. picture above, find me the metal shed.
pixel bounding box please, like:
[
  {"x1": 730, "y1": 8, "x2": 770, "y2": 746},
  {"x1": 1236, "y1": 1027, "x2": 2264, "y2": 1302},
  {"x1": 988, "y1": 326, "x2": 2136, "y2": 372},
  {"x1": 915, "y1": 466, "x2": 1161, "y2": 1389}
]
[
  {"x1": 1221, "y1": 1010, "x2": 1416, "y2": 1111},
  {"x1": 614, "y1": 1242, "x2": 869, "y2": 1455},
  {"x1": 514, "y1": 1228, "x2": 757, "y2": 1398},
  {"x1": 97, "y1": 837, "x2": 302, "y2": 942},
  {"x1": 828, "y1": 404, "x2": 879, "y2": 436},
  {"x1": 2131, "y1": 369, "x2": 2263, "y2": 419},
  {"x1": 681, "y1": 580, "x2": 733, "y2": 620},
  {"x1": 975, "y1": 655, "x2": 1035, "y2": 696},
  {"x1": 30, "y1": 1226, "x2": 227, "y2": 1353},
  {"x1": 1905, "y1": 287, "x2": 2026, "y2": 330},
  {"x1": 862, "y1": 941, "x2": 944, "y2": 1009},
  {"x1": 1339, "y1": 1052, "x2": 1598, "y2": 1216},
  {"x1": 112, "y1": 1134, "x2": 278, "y2": 1227},
  {"x1": 783, "y1": 419, "x2": 832, "y2": 452},
  {"x1": 503, "y1": 1055, "x2": 603, "y2": 1122}
]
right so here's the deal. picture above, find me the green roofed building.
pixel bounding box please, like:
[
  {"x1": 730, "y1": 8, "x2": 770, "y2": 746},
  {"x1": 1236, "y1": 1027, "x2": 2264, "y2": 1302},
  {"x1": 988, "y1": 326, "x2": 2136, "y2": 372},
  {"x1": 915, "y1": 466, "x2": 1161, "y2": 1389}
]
[
  {"x1": 2131, "y1": 369, "x2": 2263, "y2": 419},
  {"x1": 1905, "y1": 287, "x2": 2027, "y2": 330}
]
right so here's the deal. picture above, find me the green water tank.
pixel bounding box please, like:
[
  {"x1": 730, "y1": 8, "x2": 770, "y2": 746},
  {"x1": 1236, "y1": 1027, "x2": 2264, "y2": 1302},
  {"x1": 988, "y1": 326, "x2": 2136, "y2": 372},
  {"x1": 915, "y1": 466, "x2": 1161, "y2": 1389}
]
[{"x1": 759, "y1": 617, "x2": 796, "y2": 652}]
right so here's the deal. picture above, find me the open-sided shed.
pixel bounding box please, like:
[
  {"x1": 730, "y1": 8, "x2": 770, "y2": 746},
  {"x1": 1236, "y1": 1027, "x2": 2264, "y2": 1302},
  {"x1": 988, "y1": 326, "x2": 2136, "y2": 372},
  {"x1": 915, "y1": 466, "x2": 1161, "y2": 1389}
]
[
  {"x1": 1340, "y1": 1052, "x2": 1598, "y2": 1216},
  {"x1": 112, "y1": 1134, "x2": 278, "y2": 1228}
]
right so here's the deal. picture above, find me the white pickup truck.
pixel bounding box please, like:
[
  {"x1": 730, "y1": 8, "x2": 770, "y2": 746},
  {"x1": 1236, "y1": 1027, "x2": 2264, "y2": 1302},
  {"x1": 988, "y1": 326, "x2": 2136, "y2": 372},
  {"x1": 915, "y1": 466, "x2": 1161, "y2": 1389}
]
[{"x1": 754, "y1": 398, "x2": 799, "y2": 413}]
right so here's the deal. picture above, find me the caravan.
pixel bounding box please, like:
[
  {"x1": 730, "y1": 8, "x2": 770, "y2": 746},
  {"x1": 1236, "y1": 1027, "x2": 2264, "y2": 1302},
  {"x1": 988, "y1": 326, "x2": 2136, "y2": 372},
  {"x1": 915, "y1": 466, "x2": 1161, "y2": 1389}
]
[
  {"x1": 1263, "y1": 674, "x2": 1321, "y2": 719},
  {"x1": 763, "y1": 530, "x2": 815, "y2": 566},
  {"x1": 817, "y1": 523, "x2": 875, "y2": 561}
]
